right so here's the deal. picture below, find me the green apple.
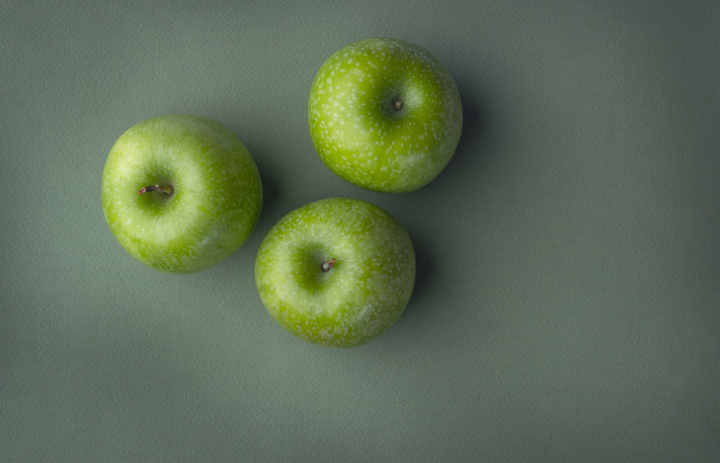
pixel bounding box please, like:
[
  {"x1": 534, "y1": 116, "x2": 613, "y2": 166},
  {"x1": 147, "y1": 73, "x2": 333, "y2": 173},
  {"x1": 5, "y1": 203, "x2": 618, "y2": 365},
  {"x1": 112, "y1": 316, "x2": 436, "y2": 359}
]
[
  {"x1": 255, "y1": 198, "x2": 415, "y2": 348},
  {"x1": 308, "y1": 38, "x2": 463, "y2": 193},
  {"x1": 101, "y1": 114, "x2": 262, "y2": 274}
]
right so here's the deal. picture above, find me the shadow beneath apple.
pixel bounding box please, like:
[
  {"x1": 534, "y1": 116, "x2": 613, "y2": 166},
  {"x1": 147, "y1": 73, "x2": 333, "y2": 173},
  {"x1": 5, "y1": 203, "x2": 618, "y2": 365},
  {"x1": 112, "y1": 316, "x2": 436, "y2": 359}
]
[
  {"x1": 449, "y1": 81, "x2": 487, "y2": 174},
  {"x1": 459, "y1": 84, "x2": 485, "y2": 140},
  {"x1": 406, "y1": 232, "x2": 433, "y2": 310},
  {"x1": 420, "y1": 80, "x2": 493, "y2": 196},
  {"x1": 253, "y1": 158, "x2": 281, "y2": 225}
]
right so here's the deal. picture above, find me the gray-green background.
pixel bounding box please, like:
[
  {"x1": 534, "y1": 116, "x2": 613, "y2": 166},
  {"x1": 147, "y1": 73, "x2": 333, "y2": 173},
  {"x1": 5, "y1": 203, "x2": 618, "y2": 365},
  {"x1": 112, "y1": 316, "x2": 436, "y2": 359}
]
[{"x1": 2, "y1": 1, "x2": 719, "y2": 461}]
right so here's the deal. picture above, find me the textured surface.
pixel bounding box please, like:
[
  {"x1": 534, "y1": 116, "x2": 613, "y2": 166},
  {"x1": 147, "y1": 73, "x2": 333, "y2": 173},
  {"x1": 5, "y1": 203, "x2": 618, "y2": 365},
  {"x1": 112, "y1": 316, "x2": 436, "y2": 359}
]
[
  {"x1": 2, "y1": 0, "x2": 720, "y2": 462},
  {"x1": 255, "y1": 198, "x2": 415, "y2": 347}
]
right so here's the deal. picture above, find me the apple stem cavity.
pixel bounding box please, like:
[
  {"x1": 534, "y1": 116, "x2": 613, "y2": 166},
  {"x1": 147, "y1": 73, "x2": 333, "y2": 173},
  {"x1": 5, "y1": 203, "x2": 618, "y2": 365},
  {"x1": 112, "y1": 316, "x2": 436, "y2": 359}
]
[
  {"x1": 394, "y1": 100, "x2": 403, "y2": 110},
  {"x1": 138, "y1": 185, "x2": 174, "y2": 196},
  {"x1": 322, "y1": 258, "x2": 337, "y2": 272}
]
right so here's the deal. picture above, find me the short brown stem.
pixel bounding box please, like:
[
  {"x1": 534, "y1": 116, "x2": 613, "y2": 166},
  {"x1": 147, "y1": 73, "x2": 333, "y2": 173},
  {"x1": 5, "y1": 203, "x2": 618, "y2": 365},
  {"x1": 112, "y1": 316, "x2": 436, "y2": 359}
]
[
  {"x1": 322, "y1": 258, "x2": 337, "y2": 272},
  {"x1": 138, "y1": 185, "x2": 173, "y2": 196},
  {"x1": 394, "y1": 100, "x2": 403, "y2": 110}
]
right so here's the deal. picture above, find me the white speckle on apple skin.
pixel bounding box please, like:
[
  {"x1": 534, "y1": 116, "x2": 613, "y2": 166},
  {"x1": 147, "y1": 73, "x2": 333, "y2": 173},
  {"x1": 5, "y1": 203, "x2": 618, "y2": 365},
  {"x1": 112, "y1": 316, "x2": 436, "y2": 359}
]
[
  {"x1": 255, "y1": 198, "x2": 415, "y2": 348},
  {"x1": 309, "y1": 38, "x2": 463, "y2": 193}
]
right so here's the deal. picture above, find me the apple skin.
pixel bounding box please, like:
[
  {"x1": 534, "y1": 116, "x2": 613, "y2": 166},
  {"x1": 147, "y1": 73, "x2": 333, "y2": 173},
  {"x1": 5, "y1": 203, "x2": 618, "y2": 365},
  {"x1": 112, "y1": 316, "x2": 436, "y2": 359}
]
[
  {"x1": 308, "y1": 38, "x2": 463, "y2": 193},
  {"x1": 255, "y1": 198, "x2": 415, "y2": 348},
  {"x1": 101, "y1": 114, "x2": 262, "y2": 274}
]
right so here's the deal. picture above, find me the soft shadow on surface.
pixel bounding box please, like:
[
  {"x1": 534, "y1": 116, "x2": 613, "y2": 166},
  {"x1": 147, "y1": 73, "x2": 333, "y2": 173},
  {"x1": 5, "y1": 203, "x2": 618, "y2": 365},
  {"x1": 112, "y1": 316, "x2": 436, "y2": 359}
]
[
  {"x1": 405, "y1": 232, "x2": 433, "y2": 312},
  {"x1": 459, "y1": 82, "x2": 485, "y2": 139},
  {"x1": 252, "y1": 157, "x2": 281, "y2": 224},
  {"x1": 396, "y1": 80, "x2": 493, "y2": 321},
  {"x1": 441, "y1": 80, "x2": 488, "y2": 181}
]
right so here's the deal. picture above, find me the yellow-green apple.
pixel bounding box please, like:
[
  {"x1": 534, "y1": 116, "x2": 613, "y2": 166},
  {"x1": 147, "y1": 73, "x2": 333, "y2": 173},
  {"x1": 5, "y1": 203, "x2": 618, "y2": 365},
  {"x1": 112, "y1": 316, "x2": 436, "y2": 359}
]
[
  {"x1": 255, "y1": 198, "x2": 415, "y2": 347},
  {"x1": 101, "y1": 114, "x2": 262, "y2": 274},
  {"x1": 308, "y1": 38, "x2": 463, "y2": 193}
]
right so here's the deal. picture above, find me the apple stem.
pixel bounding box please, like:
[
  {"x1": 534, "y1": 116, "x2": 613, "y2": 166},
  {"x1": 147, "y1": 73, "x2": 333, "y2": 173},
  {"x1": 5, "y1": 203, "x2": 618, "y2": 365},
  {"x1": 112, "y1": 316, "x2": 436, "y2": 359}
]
[
  {"x1": 138, "y1": 185, "x2": 173, "y2": 196},
  {"x1": 322, "y1": 258, "x2": 337, "y2": 272},
  {"x1": 394, "y1": 100, "x2": 403, "y2": 110}
]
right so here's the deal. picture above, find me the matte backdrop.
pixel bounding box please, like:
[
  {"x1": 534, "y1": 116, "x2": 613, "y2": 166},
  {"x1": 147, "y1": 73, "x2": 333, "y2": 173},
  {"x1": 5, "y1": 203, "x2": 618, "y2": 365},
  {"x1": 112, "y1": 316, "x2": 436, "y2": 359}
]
[{"x1": 1, "y1": 0, "x2": 719, "y2": 461}]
